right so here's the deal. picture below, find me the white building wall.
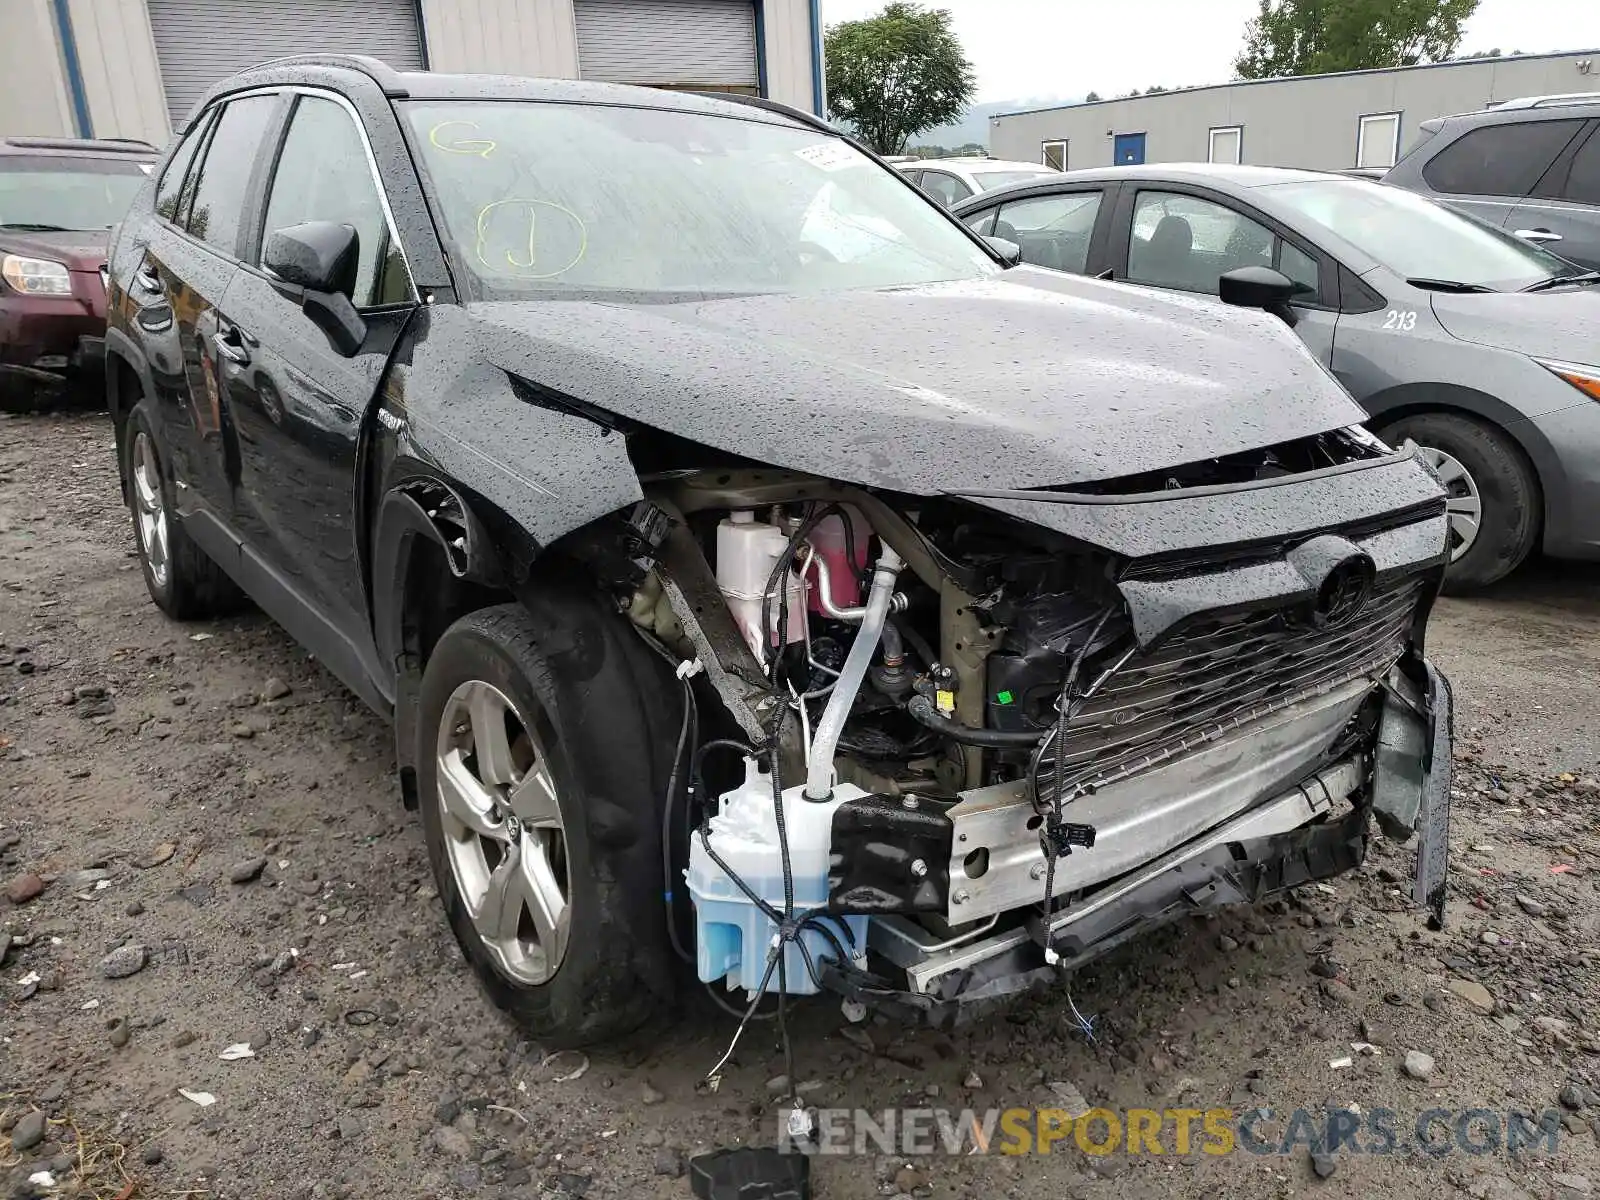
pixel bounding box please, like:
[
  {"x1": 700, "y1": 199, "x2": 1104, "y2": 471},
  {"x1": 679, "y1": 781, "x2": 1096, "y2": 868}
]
[
  {"x1": 67, "y1": 0, "x2": 171, "y2": 146},
  {"x1": 761, "y1": 0, "x2": 819, "y2": 114},
  {"x1": 3, "y1": 0, "x2": 819, "y2": 146},
  {"x1": 0, "y1": 0, "x2": 77, "y2": 138},
  {"x1": 420, "y1": 0, "x2": 581, "y2": 77},
  {"x1": 991, "y1": 51, "x2": 1600, "y2": 170}
]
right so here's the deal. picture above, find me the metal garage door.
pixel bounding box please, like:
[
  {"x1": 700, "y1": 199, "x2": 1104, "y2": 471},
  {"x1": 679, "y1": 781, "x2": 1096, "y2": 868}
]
[
  {"x1": 146, "y1": 0, "x2": 424, "y2": 129},
  {"x1": 575, "y1": 0, "x2": 758, "y2": 89}
]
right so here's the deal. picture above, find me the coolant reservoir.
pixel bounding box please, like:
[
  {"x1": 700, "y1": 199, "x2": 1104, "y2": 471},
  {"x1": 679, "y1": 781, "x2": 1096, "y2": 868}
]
[
  {"x1": 805, "y1": 507, "x2": 870, "y2": 614},
  {"x1": 716, "y1": 512, "x2": 805, "y2": 662},
  {"x1": 686, "y1": 759, "x2": 869, "y2": 996}
]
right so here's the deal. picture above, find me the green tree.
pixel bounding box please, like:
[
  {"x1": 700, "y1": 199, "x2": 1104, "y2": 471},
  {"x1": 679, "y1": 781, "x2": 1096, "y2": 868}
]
[
  {"x1": 1084, "y1": 90, "x2": 1102, "y2": 102},
  {"x1": 1235, "y1": 0, "x2": 1479, "y2": 79},
  {"x1": 825, "y1": 2, "x2": 976, "y2": 156}
]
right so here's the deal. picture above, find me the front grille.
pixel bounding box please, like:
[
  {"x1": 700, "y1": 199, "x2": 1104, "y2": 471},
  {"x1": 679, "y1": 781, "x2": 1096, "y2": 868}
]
[{"x1": 1038, "y1": 578, "x2": 1421, "y2": 798}]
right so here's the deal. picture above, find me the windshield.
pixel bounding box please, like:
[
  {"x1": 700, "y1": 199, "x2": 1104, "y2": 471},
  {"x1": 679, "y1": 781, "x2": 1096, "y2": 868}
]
[
  {"x1": 0, "y1": 158, "x2": 149, "y2": 231},
  {"x1": 1263, "y1": 178, "x2": 1570, "y2": 291},
  {"x1": 976, "y1": 170, "x2": 1059, "y2": 190},
  {"x1": 404, "y1": 101, "x2": 997, "y2": 299}
]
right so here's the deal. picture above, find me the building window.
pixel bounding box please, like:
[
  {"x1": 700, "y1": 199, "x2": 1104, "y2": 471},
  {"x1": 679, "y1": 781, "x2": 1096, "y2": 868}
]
[
  {"x1": 1357, "y1": 112, "x2": 1402, "y2": 170},
  {"x1": 1209, "y1": 126, "x2": 1242, "y2": 165},
  {"x1": 1042, "y1": 140, "x2": 1067, "y2": 171}
]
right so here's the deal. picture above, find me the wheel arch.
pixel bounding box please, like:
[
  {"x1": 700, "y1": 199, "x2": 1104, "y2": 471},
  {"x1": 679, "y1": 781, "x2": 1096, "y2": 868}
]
[
  {"x1": 104, "y1": 331, "x2": 156, "y2": 500},
  {"x1": 1364, "y1": 381, "x2": 1556, "y2": 543}
]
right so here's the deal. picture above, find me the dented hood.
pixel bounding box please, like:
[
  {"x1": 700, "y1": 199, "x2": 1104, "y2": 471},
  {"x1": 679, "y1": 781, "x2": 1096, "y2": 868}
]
[{"x1": 471, "y1": 267, "x2": 1366, "y2": 494}]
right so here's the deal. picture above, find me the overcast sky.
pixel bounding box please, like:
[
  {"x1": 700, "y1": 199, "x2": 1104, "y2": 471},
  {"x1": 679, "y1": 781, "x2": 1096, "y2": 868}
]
[{"x1": 818, "y1": 0, "x2": 1600, "y2": 103}]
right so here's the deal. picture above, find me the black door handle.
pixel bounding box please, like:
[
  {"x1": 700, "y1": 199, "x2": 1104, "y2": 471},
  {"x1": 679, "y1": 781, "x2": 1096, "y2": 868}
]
[{"x1": 133, "y1": 263, "x2": 163, "y2": 294}]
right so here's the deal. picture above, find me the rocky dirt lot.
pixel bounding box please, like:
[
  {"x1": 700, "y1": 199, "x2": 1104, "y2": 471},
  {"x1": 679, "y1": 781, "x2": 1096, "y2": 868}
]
[{"x1": 2, "y1": 409, "x2": 1598, "y2": 1200}]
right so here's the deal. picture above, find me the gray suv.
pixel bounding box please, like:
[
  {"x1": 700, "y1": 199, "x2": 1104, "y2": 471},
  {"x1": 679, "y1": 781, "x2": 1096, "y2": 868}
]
[{"x1": 1382, "y1": 94, "x2": 1600, "y2": 271}]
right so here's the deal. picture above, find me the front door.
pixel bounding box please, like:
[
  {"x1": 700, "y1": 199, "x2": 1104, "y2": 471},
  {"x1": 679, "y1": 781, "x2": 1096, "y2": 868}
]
[
  {"x1": 1113, "y1": 133, "x2": 1146, "y2": 166},
  {"x1": 1114, "y1": 186, "x2": 1339, "y2": 365},
  {"x1": 220, "y1": 90, "x2": 418, "y2": 674}
]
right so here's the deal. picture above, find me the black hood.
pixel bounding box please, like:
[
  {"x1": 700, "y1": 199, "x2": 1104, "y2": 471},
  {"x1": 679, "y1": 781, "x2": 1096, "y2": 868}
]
[{"x1": 471, "y1": 267, "x2": 1367, "y2": 494}]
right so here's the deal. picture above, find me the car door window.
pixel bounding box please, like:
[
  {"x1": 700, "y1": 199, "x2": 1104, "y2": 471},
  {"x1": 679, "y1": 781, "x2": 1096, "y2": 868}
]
[
  {"x1": 920, "y1": 171, "x2": 972, "y2": 208},
  {"x1": 992, "y1": 191, "x2": 1102, "y2": 274},
  {"x1": 259, "y1": 95, "x2": 411, "y2": 307},
  {"x1": 1562, "y1": 128, "x2": 1600, "y2": 205},
  {"x1": 154, "y1": 113, "x2": 211, "y2": 226},
  {"x1": 185, "y1": 94, "x2": 278, "y2": 258},
  {"x1": 1127, "y1": 190, "x2": 1318, "y2": 297},
  {"x1": 1421, "y1": 120, "x2": 1586, "y2": 198}
]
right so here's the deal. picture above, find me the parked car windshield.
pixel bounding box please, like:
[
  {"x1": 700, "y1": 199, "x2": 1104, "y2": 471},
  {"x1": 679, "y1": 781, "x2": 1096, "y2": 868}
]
[
  {"x1": 0, "y1": 158, "x2": 150, "y2": 232},
  {"x1": 404, "y1": 101, "x2": 998, "y2": 299},
  {"x1": 1263, "y1": 178, "x2": 1570, "y2": 291}
]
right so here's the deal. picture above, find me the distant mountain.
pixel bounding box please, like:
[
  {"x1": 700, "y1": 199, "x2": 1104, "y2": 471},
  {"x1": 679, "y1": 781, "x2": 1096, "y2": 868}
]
[{"x1": 915, "y1": 95, "x2": 1084, "y2": 150}]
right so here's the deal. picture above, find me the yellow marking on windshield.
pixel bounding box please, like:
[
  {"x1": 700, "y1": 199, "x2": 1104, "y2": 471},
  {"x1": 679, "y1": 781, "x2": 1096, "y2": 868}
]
[
  {"x1": 429, "y1": 120, "x2": 496, "y2": 158},
  {"x1": 473, "y1": 199, "x2": 589, "y2": 279}
]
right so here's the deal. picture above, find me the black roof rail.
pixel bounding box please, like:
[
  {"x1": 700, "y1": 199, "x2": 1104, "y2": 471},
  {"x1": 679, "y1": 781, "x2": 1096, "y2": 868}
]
[
  {"x1": 248, "y1": 53, "x2": 412, "y2": 97},
  {"x1": 3, "y1": 135, "x2": 157, "y2": 153},
  {"x1": 687, "y1": 91, "x2": 836, "y2": 135}
]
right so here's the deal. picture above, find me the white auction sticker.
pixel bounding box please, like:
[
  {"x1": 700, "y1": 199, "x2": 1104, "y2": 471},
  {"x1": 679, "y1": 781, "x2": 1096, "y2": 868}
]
[{"x1": 795, "y1": 142, "x2": 859, "y2": 172}]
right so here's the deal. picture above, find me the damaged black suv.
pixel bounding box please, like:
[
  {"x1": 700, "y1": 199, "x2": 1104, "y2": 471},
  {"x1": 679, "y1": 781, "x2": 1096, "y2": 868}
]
[{"x1": 105, "y1": 56, "x2": 1453, "y2": 1047}]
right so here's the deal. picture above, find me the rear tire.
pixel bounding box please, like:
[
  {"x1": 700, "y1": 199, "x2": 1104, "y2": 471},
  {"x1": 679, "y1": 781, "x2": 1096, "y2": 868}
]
[
  {"x1": 416, "y1": 598, "x2": 680, "y2": 1047},
  {"x1": 1378, "y1": 412, "x2": 1539, "y2": 592},
  {"x1": 123, "y1": 403, "x2": 243, "y2": 619}
]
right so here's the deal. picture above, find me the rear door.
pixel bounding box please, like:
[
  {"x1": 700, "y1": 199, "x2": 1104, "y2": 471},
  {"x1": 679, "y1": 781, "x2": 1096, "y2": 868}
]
[
  {"x1": 217, "y1": 89, "x2": 418, "y2": 680},
  {"x1": 1108, "y1": 184, "x2": 1340, "y2": 364},
  {"x1": 959, "y1": 185, "x2": 1114, "y2": 276},
  {"x1": 1415, "y1": 117, "x2": 1588, "y2": 235},
  {"x1": 133, "y1": 92, "x2": 282, "y2": 520},
  {"x1": 1506, "y1": 120, "x2": 1600, "y2": 271}
]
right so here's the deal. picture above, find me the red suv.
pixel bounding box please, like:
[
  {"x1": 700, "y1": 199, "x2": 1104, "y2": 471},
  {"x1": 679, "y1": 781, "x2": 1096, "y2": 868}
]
[{"x1": 1, "y1": 137, "x2": 156, "y2": 412}]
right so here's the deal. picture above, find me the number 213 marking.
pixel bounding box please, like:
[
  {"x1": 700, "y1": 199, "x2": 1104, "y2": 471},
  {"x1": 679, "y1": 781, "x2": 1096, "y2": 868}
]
[{"x1": 1383, "y1": 309, "x2": 1417, "y2": 331}]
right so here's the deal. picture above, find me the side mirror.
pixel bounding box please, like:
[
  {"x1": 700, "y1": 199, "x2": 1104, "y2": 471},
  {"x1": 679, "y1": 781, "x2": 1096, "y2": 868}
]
[
  {"x1": 985, "y1": 236, "x2": 1022, "y2": 267},
  {"x1": 1219, "y1": 265, "x2": 1309, "y2": 328},
  {"x1": 263, "y1": 221, "x2": 366, "y2": 356}
]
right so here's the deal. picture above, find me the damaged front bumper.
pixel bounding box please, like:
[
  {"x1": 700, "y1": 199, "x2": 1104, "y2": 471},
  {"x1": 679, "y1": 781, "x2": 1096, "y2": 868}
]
[{"x1": 824, "y1": 661, "x2": 1452, "y2": 1027}]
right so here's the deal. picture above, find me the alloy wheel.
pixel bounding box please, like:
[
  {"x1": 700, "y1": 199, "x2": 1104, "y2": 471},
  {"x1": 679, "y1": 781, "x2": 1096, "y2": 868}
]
[
  {"x1": 1415, "y1": 443, "x2": 1482, "y2": 563},
  {"x1": 131, "y1": 431, "x2": 170, "y2": 588},
  {"x1": 435, "y1": 680, "x2": 571, "y2": 985}
]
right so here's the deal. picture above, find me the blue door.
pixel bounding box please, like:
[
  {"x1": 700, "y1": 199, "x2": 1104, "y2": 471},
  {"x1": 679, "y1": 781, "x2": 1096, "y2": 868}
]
[{"x1": 1113, "y1": 133, "x2": 1146, "y2": 165}]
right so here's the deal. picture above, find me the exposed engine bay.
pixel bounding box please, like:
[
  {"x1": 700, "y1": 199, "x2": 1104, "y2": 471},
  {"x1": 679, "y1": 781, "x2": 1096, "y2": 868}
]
[{"x1": 599, "y1": 434, "x2": 1453, "y2": 1025}]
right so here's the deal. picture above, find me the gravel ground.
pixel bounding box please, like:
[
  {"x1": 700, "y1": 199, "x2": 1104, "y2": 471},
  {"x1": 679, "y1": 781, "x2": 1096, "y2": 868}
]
[{"x1": 2, "y1": 410, "x2": 1598, "y2": 1200}]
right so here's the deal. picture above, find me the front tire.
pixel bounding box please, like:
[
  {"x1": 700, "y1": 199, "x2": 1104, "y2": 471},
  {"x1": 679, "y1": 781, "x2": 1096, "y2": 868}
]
[
  {"x1": 122, "y1": 403, "x2": 242, "y2": 619},
  {"x1": 1378, "y1": 412, "x2": 1539, "y2": 592},
  {"x1": 416, "y1": 599, "x2": 679, "y2": 1046}
]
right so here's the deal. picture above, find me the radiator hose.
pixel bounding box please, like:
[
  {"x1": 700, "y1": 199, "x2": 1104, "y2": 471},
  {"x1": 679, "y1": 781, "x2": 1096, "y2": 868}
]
[{"x1": 804, "y1": 545, "x2": 905, "y2": 800}]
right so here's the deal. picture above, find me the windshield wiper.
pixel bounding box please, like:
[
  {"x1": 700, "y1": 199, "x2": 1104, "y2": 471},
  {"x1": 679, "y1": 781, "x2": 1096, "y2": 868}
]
[
  {"x1": 1522, "y1": 270, "x2": 1600, "y2": 292},
  {"x1": 0, "y1": 222, "x2": 77, "y2": 233},
  {"x1": 1405, "y1": 277, "x2": 1495, "y2": 293}
]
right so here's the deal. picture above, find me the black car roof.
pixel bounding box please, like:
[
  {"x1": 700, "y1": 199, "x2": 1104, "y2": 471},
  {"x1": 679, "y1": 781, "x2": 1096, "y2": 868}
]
[{"x1": 184, "y1": 54, "x2": 828, "y2": 134}]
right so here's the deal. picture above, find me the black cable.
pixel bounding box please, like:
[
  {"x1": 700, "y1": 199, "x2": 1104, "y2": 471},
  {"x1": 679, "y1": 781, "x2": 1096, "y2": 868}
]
[
  {"x1": 1033, "y1": 606, "x2": 1117, "y2": 924},
  {"x1": 766, "y1": 704, "x2": 798, "y2": 1111},
  {"x1": 906, "y1": 693, "x2": 1046, "y2": 747},
  {"x1": 704, "y1": 980, "x2": 781, "y2": 1022},
  {"x1": 661, "y1": 675, "x2": 697, "y2": 964}
]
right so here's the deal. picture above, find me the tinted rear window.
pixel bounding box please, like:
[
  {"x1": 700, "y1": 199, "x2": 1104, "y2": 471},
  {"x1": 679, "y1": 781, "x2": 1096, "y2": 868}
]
[{"x1": 1421, "y1": 119, "x2": 1586, "y2": 197}]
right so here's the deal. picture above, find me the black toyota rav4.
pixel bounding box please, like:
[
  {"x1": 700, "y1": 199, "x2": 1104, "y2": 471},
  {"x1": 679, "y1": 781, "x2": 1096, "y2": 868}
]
[{"x1": 106, "y1": 56, "x2": 1453, "y2": 1048}]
